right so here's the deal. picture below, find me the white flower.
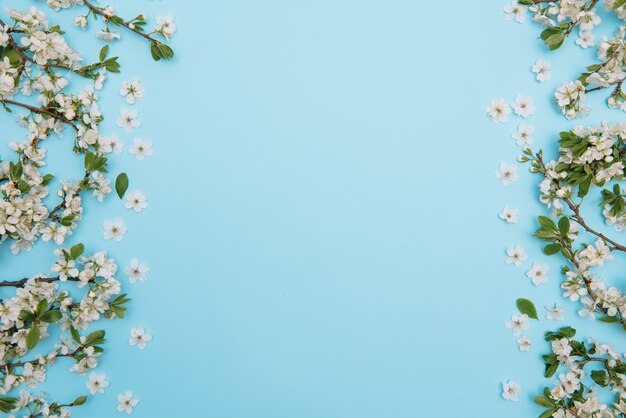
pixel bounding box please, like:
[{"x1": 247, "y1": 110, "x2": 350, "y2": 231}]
[
  {"x1": 117, "y1": 391, "x2": 139, "y2": 414},
  {"x1": 527, "y1": 263, "x2": 549, "y2": 286},
  {"x1": 512, "y1": 124, "x2": 534, "y2": 146},
  {"x1": 74, "y1": 16, "x2": 87, "y2": 29},
  {"x1": 99, "y1": 133, "x2": 124, "y2": 154},
  {"x1": 156, "y1": 15, "x2": 176, "y2": 39},
  {"x1": 129, "y1": 138, "x2": 153, "y2": 161},
  {"x1": 97, "y1": 29, "x2": 120, "y2": 42},
  {"x1": 531, "y1": 59, "x2": 551, "y2": 82},
  {"x1": 486, "y1": 99, "x2": 511, "y2": 123},
  {"x1": 511, "y1": 95, "x2": 535, "y2": 118},
  {"x1": 503, "y1": 2, "x2": 528, "y2": 23},
  {"x1": 502, "y1": 380, "x2": 521, "y2": 401},
  {"x1": 117, "y1": 108, "x2": 141, "y2": 133},
  {"x1": 499, "y1": 207, "x2": 519, "y2": 224},
  {"x1": 125, "y1": 191, "x2": 148, "y2": 213},
  {"x1": 129, "y1": 327, "x2": 152, "y2": 349},
  {"x1": 546, "y1": 305, "x2": 566, "y2": 321},
  {"x1": 505, "y1": 245, "x2": 527, "y2": 267},
  {"x1": 517, "y1": 335, "x2": 532, "y2": 352},
  {"x1": 124, "y1": 259, "x2": 149, "y2": 284},
  {"x1": 506, "y1": 314, "x2": 529, "y2": 336},
  {"x1": 86, "y1": 372, "x2": 109, "y2": 395},
  {"x1": 103, "y1": 218, "x2": 127, "y2": 241},
  {"x1": 496, "y1": 162, "x2": 519, "y2": 185},
  {"x1": 576, "y1": 31, "x2": 595, "y2": 48},
  {"x1": 120, "y1": 79, "x2": 144, "y2": 104}
]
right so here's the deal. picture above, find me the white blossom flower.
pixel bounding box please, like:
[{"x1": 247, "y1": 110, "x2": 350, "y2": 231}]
[
  {"x1": 506, "y1": 314, "x2": 529, "y2": 336},
  {"x1": 124, "y1": 259, "x2": 149, "y2": 284},
  {"x1": 526, "y1": 263, "x2": 549, "y2": 286},
  {"x1": 517, "y1": 335, "x2": 532, "y2": 352},
  {"x1": 486, "y1": 99, "x2": 511, "y2": 123},
  {"x1": 512, "y1": 124, "x2": 534, "y2": 146},
  {"x1": 503, "y1": 2, "x2": 528, "y2": 23},
  {"x1": 117, "y1": 391, "x2": 139, "y2": 414},
  {"x1": 119, "y1": 80, "x2": 144, "y2": 104},
  {"x1": 129, "y1": 138, "x2": 153, "y2": 161},
  {"x1": 502, "y1": 380, "x2": 521, "y2": 401},
  {"x1": 496, "y1": 162, "x2": 519, "y2": 185},
  {"x1": 116, "y1": 108, "x2": 141, "y2": 133},
  {"x1": 129, "y1": 327, "x2": 152, "y2": 349},
  {"x1": 156, "y1": 15, "x2": 176, "y2": 39},
  {"x1": 546, "y1": 305, "x2": 566, "y2": 321},
  {"x1": 99, "y1": 133, "x2": 124, "y2": 154},
  {"x1": 103, "y1": 218, "x2": 127, "y2": 241},
  {"x1": 511, "y1": 95, "x2": 535, "y2": 118},
  {"x1": 96, "y1": 29, "x2": 120, "y2": 42},
  {"x1": 576, "y1": 31, "x2": 595, "y2": 48},
  {"x1": 125, "y1": 191, "x2": 148, "y2": 213},
  {"x1": 499, "y1": 207, "x2": 519, "y2": 224},
  {"x1": 505, "y1": 245, "x2": 527, "y2": 267},
  {"x1": 532, "y1": 59, "x2": 551, "y2": 82},
  {"x1": 86, "y1": 372, "x2": 109, "y2": 395}
]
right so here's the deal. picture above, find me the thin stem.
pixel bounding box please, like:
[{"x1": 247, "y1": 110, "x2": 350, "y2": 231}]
[{"x1": 1, "y1": 99, "x2": 79, "y2": 132}]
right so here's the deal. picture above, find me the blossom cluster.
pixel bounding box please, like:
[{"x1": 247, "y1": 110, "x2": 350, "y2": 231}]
[
  {"x1": 0, "y1": 245, "x2": 129, "y2": 416},
  {"x1": 503, "y1": 1, "x2": 626, "y2": 118},
  {"x1": 0, "y1": 1, "x2": 174, "y2": 416},
  {"x1": 535, "y1": 327, "x2": 626, "y2": 418}
]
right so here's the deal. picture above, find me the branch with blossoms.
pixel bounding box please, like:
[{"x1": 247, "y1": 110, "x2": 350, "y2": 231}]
[
  {"x1": 0, "y1": 1, "x2": 172, "y2": 416},
  {"x1": 534, "y1": 326, "x2": 626, "y2": 417},
  {"x1": 505, "y1": 0, "x2": 603, "y2": 50},
  {"x1": 519, "y1": 124, "x2": 626, "y2": 329},
  {"x1": 504, "y1": 1, "x2": 626, "y2": 118},
  {"x1": 0, "y1": 245, "x2": 129, "y2": 416},
  {"x1": 0, "y1": 3, "x2": 174, "y2": 254}
]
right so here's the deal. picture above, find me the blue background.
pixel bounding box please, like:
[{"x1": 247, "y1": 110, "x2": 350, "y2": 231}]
[{"x1": 3, "y1": 0, "x2": 626, "y2": 417}]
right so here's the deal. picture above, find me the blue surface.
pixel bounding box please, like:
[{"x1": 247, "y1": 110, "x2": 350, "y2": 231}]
[{"x1": 3, "y1": 0, "x2": 626, "y2": 417}]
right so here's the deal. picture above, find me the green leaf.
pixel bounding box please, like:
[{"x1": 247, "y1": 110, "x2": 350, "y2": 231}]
[
  {"x1": 19, "y1": 310, "x2": 36, "y2": 323},
  {"x1": 545, "y1": 361, "x2": 559, "y2": 378},
  {"x1": 70, "y1": 243, "x2": 84, "y2": 260},
  {"x1": 591, "y1": 370, "x2": 608, "y2": 386},
  {"x1": 73, "y1": 395, "x2": 88, "y2": 406},
  {"x1": 539, "y1": 409, "x2": 557, "y2": 418},
  {"x1": 516, "y1": 298, "x2": 538, "y2": 320},
  {"x1": 115, "y1": 173, "x2": 129, "y2": 199},
  {"x1": 599, "y1": 316, "x2": 621, "y2": 323},
  {"x1": 558, "y1": 217, "x2": 570, "y2": 235},
  {"x1": 0, "y1": 397, "x2": 17, "y2": 413},
  {"x1": 543, "y1": 243, "x2": 562, "y2": 255},
  {"x1": 85, "y1": 330, "x2": 106, "y2": 346},
  {"x1": 534, "y1": 396, "x2": 555, "y2": 408},
  {"x1": 538, "y1": 216, "x2": 557, "y2": 230},
  {"x1": 70, "y1": 325, "x2": 81, "y2": 343},
  {"x1": 545, "y1": 34, "x2": 565, "y2": 50},
  {"x1": 614, "y1": 0, "x2": 626, "y2": 9},
  {"x1": 613, "y1": 364, "x2": 626, "y2": 374},
  {"x1": 99, "y1": 45, "x2": 109, "y2": 61},
  {"x1": 26, "y1": 325, "x2": 40, "y2": 350},
  {"x1": 35, "y1": 300, "x2": 48, "y2": 317},
  {"x1": 40, "y1": 310, "x2": 62, "y2": 323}
]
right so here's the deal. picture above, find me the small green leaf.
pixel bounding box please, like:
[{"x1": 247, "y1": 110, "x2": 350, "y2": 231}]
[
  {"x1": 516, "y1": 298, "x2": 539, "y2": 320},
  {"x1": 40, "y1": 310, "x2": 62, "y2": 323},
  {"x1": 543, "y1": 243, "x2": 561, "y2": 255},
  {"x1": 534, "y1": 396, "x2": 555, "y2": 408},
  {"x1": 99, "y1": 45, "x2": 109, "y2": 61},
  {"x1": 599, "y1": 315, "x2": 621, "y2": 323},
  {"x1": 69, "y1": 243, "x2": 84, "y2": 260},
  {"x1": 558, "y1": 217, "x2": 570, "y2": 235},
  {"x1": 26, "y1": 325, "x2": 40, "y2": 350},
  {"x1": 73, "y1": 395, "x2": 88, "y2": 406},
  {"x1": 115, "y1": 173, "x2": 129, "y2": 199}
]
